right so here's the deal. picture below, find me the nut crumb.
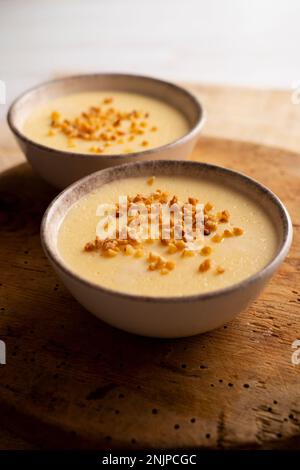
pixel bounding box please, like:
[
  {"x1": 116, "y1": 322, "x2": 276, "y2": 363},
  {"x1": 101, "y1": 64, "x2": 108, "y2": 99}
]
[
  {"x1": 199, "y1": 259, "x2": 211, "y2": 272},
  {"x1": 223, "y1": 229, "x2": 233, "y2": 238},
  {"x1": 211, "y1": 234, "x2": 223, "y2": 243},
  {"x1": 160, "y1": 268, "x2": 169, "y2": 275},
  {"x1": 147, "y1": 176, "x2": 156, "y2": 186},
  {"x1": 200, "y1": 246, "x2": 212, "y2": 256},
  {"x1": 215, "y1": 266, "x2": 225, "y2": 275},
  {"x1": 233, "y1": 227, "x2": 244, "y2": 236}
]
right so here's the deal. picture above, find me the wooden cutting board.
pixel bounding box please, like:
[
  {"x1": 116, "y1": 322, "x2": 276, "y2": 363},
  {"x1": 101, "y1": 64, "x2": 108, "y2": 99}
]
[{"x1": 0, "y1": 134, "x2": 299, "y2": 450}]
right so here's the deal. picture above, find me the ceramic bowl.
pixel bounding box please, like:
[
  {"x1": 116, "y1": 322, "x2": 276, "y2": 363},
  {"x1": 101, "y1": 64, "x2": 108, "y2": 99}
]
[
  {"x1": 7, "y1": 73, "x2": 205, "y2": 189},
  {"x1": 41, "y1": 160, "x2": 292, "y2": 338}
]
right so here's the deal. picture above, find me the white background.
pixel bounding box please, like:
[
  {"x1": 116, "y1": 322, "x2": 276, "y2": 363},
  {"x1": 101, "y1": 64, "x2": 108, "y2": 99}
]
[{"x1": 1, "y1": 0, "x2": 300, "y2": 113}]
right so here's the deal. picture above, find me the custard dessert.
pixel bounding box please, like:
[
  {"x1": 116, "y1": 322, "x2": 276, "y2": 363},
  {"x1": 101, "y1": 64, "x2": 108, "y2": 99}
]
[{"x1": 57, "y1": 175, "x2": 278, "y2": 297}]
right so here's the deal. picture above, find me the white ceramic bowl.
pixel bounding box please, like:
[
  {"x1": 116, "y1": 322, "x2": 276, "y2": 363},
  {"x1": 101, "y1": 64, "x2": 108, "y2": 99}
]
[
  {"x1": 7, "y1": 73, "x2": 205, "y2": 189},
  {"x1": 41, "y1": 160, "x2": 292, "y2": 338}
]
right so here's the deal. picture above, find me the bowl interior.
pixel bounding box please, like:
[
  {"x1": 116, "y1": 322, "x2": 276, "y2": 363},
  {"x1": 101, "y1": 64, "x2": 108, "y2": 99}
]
[
  {"x1": 43, "y1": 160, "x2": 291, "y2": 294},
  {"x1": 9, "y1": 74, "x2": 202, "y2": 136}
]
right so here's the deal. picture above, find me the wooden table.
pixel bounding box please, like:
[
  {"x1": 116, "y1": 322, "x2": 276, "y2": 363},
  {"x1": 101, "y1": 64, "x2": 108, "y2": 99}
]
[{"x1": 0, "y1": 84, "x2": 299, "y2": 449}]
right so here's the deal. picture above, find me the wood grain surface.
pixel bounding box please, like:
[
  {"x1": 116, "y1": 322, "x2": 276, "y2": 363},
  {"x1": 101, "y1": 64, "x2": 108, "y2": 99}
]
[{"x1": 0, "y1": 84, "x2": 299, "y2": 450}]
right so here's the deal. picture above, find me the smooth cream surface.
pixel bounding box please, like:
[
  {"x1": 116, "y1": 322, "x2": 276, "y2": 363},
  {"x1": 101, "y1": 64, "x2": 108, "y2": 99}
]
[
  {"x1": 57, "y1": 175, "x2": 278, "y2": 297},
  {"x1": 23, "y1": 91, "x2": 189, "y2": 154}
]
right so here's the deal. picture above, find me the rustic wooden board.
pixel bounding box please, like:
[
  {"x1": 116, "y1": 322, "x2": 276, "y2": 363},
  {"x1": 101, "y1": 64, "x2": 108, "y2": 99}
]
[{"x1": 0, "y1": 135, "x2": 299, "y2": 450}]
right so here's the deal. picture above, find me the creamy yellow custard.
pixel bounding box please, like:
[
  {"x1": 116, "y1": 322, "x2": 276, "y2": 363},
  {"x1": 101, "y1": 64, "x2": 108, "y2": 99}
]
[
  {"x1": 23, "y1": 92, "x2": 189, "y2": 154},
  {"x1": 57, "y1": 175, "x2": 278, "y2": 297}
]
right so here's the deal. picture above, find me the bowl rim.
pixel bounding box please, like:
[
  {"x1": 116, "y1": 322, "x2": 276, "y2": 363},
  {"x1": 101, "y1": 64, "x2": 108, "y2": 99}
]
[
  {"x1": 41, "y1": 159, "x2": 293, "y2": 304},
  {"x1": 7, "y1": 72, "x2": 206, "y2": 160}
]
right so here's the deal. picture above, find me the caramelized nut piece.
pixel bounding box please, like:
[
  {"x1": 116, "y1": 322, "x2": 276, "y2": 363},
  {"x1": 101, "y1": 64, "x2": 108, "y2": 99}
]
[
  {"x1": 167, "y1": 243, "x2": 177, "y2": 254},
  {"x1": 211, "y1": 234, "x2": 223, "y2": 243},
  {"x1": 204, "y1": 202, "x2": 213, "y2": 213},
  {"x1": 156, "y1": 256, "x2": 167, "y2": 268},
  {"x1": 83, "y1": 190, "x2": 242, "y2": 277},
  {"x1": 103, "y1": 97, "x2": 113, "y2": 104},
  {"x1": 233, "y1": 227, "x2": 244, "y2": 236},
  {"x1": 89, "y1": 146, "x2": 103, "y2": 153},
  {"x1": 206, "y1": 220, "x2": 218, "y2": 232},
  {"x1": 84, "y1": 241, "x2": 95, "y2": 252},
  {"x1": 147, "y1": 176, "x2": 156, "y2": 186},
  {"x1": 188, "y1": 197, "x2": 198, "y2": 205},
  {"x1": 175, "y1": 240, "x2": 186, "y2": 250},
  {"x1": 223, "y1": 229, "x2": 233, "y2": 238},
  {"x1": 218, "y1": 210, "x2": 230, "y2": 223},
  {"x1": 160, "y1": 268, "x2": 169, "y2": 275},
  {"x1": 125, "y1": 244, "x2": 135, "y2": 256},
  {"x1": 182, "y1": 249, "x2": 195, "y2": 258},
  {"x1": 166, "y1": 261, "x2": 176, "y2": 271},
  {"x1": 51, "y1": 111, "x2": 61, "y2": 122},
  {"x1": 215, "y1": 266, "x2": 225, "y2": 275},
  {"x1": 148, "y1": 262, "x2": 157, "y2": 271},
  {"x1": 105, "y1": 249, "x2": 119, "y2": 257},
  {"x1": 200, "y1": 246, "x2": 212, "y2": 256},
  {"x1": 134, "y1": 249, "x2": 144, "y2": 258},
  {"x1": 148, "y1": 252, "x2": 160, "y2": 262},
  {"x1": 199, "y1": 259, "x2": 211, "y2": 272}
]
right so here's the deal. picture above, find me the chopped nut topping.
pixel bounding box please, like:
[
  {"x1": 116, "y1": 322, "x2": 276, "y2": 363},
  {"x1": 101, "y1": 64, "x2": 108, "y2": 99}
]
[
  {"x1": 166, "y1": 260, "x2": 175, "y2": 271},
  {"x1": 125, "y1": 244, "x2": 135, "y2": 256},
  {"x1": 147, "y1": 176, "x2": 156, "y2": 186},
  {"x1": 134, "y1": 249, "x2": 144, "y2": 258},
  {"x1": 204, "y1": 202, "x2": 214, "y2": 213},
  {"x1": 215, "y1": 266, "x2": 225, "y2": 275},
  {"x1": 182, "y1": 249, "x2": 195, "y2": 258},
  {"x1": 83, "y1": 189, "x2": 244, "y2": 275},
  {"x1": 148, "y1": 251, "x2": 160, "y2": 262},
  {"x1": 233, "y1": 227, "x2": 244, "y2": 236},
  {"x1": 211, "y1": 234, "x2": 223, "y2": 243},
  {"x1": 48, "y1": 99, "x2": 159, "y2": 153},
  {"x1": 223, "y1": 229, "x2": 233, "y2": 238},
  {"x1": 160, "y1": 268, "x2": 169, "y2": 275},
  {"x1": 167, "y1": 243, "x2": 177, "y2": 254},
  {"x1": 188, "y1": 197, "x2": 198, "y2": 205},
  {"x1": 103, "y1": 97, "x2": 113, "y2": 104},
  {"x1": 200, "y1": 246, "x2": 212, "y2": 256},
  {"x1": 218, "y1": 210, "x2": 230, "y2": 223},
  {"x1": 105, "y1": 248, "x2": 119, "y2": 257},
  {"x1": 206, "y1": 220, "x2": 218, "y2": 232},
  {"x1": 89, "y1": 146, "x2": 103, "y2": 154},
  {"x1": 51, "y1": 111, "x2": 61, "y2": 124},
  {"x1": 199, "y1": 259, "x2": 211, "y2": 272}
]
